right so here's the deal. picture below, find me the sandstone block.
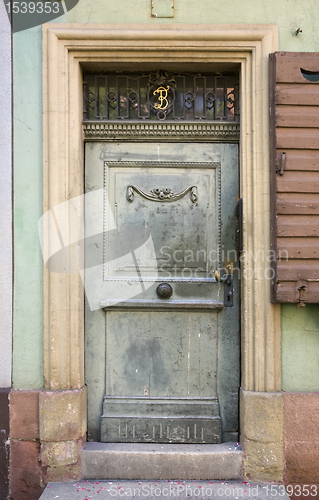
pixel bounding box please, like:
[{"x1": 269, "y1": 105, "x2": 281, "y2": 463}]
[
  {"x1": 10, "y1": 390, "x2": 39, "y2": 440},
  {"x1": 284, "y1": 441, "x2": 319, "y2": 483},
  {"x1": 243, "y1": 440, "x2": 284, "y2": 483},
  {"x1": 42, "y1": 462, "x2": 81, "y2": 484},
  {"x1": 39, "y1": 386, "x2": 87, "y2": 442},
  {"x1": 10, "y1": 440, "x2": 43, "y2": 500},
  {"x1": 240, "y1": 389, "x2": 284, "y2": 482},
  {"x1": 284, "y1": 392, "x2": 319, "y2": 484},
  {"x1": 0, "y1": 389, "x2": 10, "y2": 500},
  {"x1": 41, "y1": 436, "x2": 85, "y2": 467},
  {"x1": 284, "y1": 392, "x2": 319, "y2": 442},
  {"x1": 241, "y1": 389, "x2": 284, "y2": 443}
]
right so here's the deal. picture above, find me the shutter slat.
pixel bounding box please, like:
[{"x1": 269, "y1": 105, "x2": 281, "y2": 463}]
[
  {"x1": 277, "y1": 128, "x2": 319, "y2": 149},
  {"x1": 274, "y1": 53, "x2": 319, "y2": 83},
  {"x1": 278, "y1": 237, "x2": 319, "y2": 259},
  {"x1": 277, "y1": 193, "x2": 319, "y2": 214},
  {"x1": 276, "y1": 84, "x2": 319, "y2": 106},
  {"x1": 270, "y1": 51, "x2": 319, "y2": 303},
  {"x1": 277, "y1": 260, "x2": 319, "y2": 281},
  {"x1": 277, "y1": 171, "x2": 319, "y2": 193},
  {"x1": 277, "y1": 215, "x2": 319, "y2": 236},
  {"x1": 276, "y1": 105, "x2": 319, "y2": 128}
]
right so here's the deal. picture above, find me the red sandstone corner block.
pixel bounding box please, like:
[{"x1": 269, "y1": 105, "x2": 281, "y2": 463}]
[
  {"x1": 10, "y1": 440, "x2": 43, "y2": 500},
  {"x1": 10, "y1": 390, "x2": 40, "y2": 440},
  {"x1": 39, "y1": 386, "x2": 87, "y2": 442},
  {"x1": 284, "y1": 392, "x2": 319, "y2": 485},
  {"x1": 284, "y1": 441, "x2": 319, "y2": 483},
  {"x1": 41, "y1": 461, "x2": 81, "y2": 484},
  {"x1": 284, "y1": 392, "x2": 319, "y2": 443},
  {"x1": 0, "y1": 389, "x2": 10, "y2": 500}
]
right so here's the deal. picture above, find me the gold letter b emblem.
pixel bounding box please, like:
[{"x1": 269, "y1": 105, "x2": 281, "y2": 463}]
[{"x1": 153, "y1": 86, "x2": 169, "y2": 110}]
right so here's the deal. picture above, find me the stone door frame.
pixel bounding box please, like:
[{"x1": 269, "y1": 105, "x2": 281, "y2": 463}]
[{"x1": 41, "y1": 23, "x2": 280, "y2": 453}]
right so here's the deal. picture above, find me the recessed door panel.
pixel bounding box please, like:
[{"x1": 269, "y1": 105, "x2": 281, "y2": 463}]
[
  {"x1": 105, "y1": 311, "x2": 218, "y2": 397},
  {"x1": 104, "y1": 163, "x2": 219, "y2": 281}
]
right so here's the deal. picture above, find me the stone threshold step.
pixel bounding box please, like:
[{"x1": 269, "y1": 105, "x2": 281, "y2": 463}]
[
  {"x1": 81, "y1": 442, "x2": 243, "y2": 481},
  {"x1": 40, "y1": 480, "x2": 290, "y2": 499}
]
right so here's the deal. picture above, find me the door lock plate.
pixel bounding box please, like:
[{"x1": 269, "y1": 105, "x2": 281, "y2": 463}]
[{"x1": 224, "y1": 274, "x2": 234, "y2": 307}]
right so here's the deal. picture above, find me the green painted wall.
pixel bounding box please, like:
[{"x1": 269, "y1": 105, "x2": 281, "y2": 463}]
[
  {"x1": 282, "y1": 305, "x2": 319, "y2": 392},
  {"x1": 13, "y1": 0, "x2": 319, "y2": 389},
  {"x1": 13, "y1": 28, "x2": 43, "y2": 389},
  {"x1": 59, "y1": 0, "x2": 319, "y2": 51}
]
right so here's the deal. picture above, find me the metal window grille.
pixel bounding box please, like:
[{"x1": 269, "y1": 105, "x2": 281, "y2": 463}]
[{"x1": 83, "y1": 70, "x2": 239, "y2": 122}]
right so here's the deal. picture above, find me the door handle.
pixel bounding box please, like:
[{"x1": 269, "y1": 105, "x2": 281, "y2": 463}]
[{"x1": 156, "y1": 283, "x2": 173, "y2": 299}]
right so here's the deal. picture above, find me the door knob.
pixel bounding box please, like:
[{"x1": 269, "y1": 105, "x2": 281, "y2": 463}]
[{"x1": 156, "y1": 283, "x2": 173, "y2": 299}]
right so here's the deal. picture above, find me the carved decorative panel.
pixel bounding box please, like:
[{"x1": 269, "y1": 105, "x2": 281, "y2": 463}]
[{"x1": 103, "y1": 161, "x2": 221, "y2": 283}]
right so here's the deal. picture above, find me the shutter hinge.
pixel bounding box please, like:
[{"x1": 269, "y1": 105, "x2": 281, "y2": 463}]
[
  {"x1": 295, "y1": 280, "x2": 307, "y2": 307},
  {"x1": 276, "y1": 152, "x2": 286, "y2": 176}
]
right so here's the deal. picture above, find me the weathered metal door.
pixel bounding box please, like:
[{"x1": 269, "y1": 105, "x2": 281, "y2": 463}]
[{"x1": 85, "y1": 142, "x2": 239, "y2": 444}]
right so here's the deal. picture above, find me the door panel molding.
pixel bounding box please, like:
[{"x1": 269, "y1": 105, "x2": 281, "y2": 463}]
[
  {"x1": 101, "y1": 396, "x2": 221, "y2": 444},
  {"x1": 99, "y1": 299, "x2": 224, "y2": 311},
  {"x1": 42, "y1": 23, "x2": 280, "y2": 393}
]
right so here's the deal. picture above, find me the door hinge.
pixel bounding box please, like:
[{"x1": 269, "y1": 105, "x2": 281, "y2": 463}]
[
  {"x1": 236, "y1": 198, "x2": 243, "y2": 254},
  {"x1": 224, "y1": 274, "x2": 234, "y2": 307},
  {"x1": 295, "y1": 280, "x2": 307, "y2": 307},
  {"x1": 276, "y1": 152, "x2": 286, "y2": 176}
]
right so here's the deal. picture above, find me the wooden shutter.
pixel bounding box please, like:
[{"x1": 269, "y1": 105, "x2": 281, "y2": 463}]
[{"x1": 270, "y1": 52, "x2": 319, "y2": 304}]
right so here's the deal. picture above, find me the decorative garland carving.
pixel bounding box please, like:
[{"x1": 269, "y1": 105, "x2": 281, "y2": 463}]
[{"x1": 127, "y1": 185, "x2": 198, "y2": 203}]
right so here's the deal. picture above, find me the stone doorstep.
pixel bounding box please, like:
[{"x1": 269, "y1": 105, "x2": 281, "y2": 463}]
[
  {"x1": 39, "y1": 480, "x2": 290, "y2": 499},
  {"x1": 81, "y1": 442, "x2": 243, "y2": 481}
]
